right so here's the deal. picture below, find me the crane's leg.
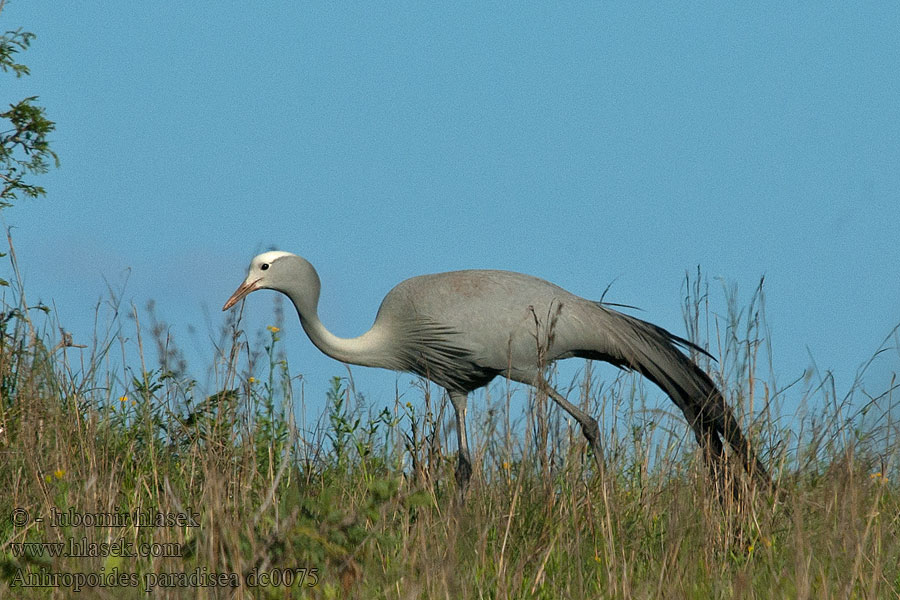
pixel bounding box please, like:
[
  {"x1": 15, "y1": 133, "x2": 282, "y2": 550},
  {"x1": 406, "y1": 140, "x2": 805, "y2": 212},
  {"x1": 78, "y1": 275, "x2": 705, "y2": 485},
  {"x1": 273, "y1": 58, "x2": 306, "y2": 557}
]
[
  {"x1": 538, "y1": 380, "x2": 605, "y2": 472},
  {"x1": 449, "y1": 391, "x2": 473, "y2": 494}
]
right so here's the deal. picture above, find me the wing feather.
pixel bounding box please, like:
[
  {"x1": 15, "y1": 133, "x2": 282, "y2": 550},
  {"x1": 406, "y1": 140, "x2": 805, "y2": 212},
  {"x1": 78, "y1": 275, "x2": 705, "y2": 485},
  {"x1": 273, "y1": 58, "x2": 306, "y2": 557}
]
[{"x1": 385, "y1": 318, "x2": 499, "y2": 392}]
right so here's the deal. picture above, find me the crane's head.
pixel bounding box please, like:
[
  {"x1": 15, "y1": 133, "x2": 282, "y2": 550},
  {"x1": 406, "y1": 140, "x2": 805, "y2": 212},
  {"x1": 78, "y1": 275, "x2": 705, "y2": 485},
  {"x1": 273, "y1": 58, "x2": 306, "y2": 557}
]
[{"x1": 222, "y1": 250, "x2": 300, "y2": 311}]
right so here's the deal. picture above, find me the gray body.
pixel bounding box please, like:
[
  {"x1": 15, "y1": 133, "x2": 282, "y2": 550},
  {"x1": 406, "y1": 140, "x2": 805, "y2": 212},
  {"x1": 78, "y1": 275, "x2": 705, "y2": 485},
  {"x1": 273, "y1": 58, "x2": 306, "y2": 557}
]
[
  {"x1": 377, "y1": 269, "x2": 590, "y2": 388},
  {"x1": 224, "y1": 252, "x2": 772, "y2": 498},
  {"x1": 377, "y1": 269, "x2": 697, "y2": 391}
]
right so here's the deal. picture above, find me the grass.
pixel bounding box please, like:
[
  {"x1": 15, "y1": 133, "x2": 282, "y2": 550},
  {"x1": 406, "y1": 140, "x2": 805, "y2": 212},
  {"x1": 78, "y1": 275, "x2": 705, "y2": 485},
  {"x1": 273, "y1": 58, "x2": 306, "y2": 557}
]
[{"x1": 0, "y1": 243, "x2": 898, "y2": 599}]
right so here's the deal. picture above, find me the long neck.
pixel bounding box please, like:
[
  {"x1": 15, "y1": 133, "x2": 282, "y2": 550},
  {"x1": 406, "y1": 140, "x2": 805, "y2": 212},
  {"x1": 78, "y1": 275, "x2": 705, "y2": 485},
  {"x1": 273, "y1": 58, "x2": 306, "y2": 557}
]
[
  {"x1": 297, "y1": 310, "x2": 385, "y2": 368},
  {"x1": 278, "y1": 261, "x2": 388, "y2": 368}
]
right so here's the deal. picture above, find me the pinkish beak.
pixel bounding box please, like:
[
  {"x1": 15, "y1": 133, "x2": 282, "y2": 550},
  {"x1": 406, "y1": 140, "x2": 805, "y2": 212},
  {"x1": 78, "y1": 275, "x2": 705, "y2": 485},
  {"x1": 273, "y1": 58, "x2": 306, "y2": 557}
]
[{"x1": 222, "y1": 278, "x2": 262, "y2": 311}]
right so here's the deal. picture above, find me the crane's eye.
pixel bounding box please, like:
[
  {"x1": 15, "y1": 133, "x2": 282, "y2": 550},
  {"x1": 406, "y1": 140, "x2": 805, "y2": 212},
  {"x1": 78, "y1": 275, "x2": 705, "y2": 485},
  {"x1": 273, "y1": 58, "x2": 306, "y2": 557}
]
[{"x1": 260, "y1": 263, "x2": 269, "y2": 271}]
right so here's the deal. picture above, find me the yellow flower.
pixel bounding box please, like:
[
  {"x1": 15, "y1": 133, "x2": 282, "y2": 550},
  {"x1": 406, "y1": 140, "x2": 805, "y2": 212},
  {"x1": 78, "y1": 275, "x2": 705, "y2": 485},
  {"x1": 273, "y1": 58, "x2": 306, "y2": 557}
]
[
  {"x1": 502, "y1": 462, "x2": 511, "y2": 470},
  {"x1": 267, "y1": 326, "x2": 280, "y2": 333},
  {"x1": 870, "y1": 472, "x2": 888, "y2": 483},
  {"x1": 54, "y1": 468, "x2": 65, "y2": 480},
  {"x1": 248, "y1": 377, "x2": 256, "y2": 384},
  {"x1": 119, "y1": 395, "x2": 128, "y2": 403}
]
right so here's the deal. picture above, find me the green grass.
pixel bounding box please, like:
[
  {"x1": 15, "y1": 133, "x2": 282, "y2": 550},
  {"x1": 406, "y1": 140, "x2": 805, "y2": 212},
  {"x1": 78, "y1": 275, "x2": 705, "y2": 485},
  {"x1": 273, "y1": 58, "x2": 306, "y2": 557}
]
[{"x1": 1, "y1": 247, "x2": 898, "y2": 599}]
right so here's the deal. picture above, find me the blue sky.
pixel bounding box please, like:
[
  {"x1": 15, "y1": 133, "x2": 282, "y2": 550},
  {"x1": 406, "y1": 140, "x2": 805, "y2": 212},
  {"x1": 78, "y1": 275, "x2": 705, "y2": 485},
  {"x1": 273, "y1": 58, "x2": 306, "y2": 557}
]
[{"x1": 3, "y1": 3, "x2": 898, "y2": 419}]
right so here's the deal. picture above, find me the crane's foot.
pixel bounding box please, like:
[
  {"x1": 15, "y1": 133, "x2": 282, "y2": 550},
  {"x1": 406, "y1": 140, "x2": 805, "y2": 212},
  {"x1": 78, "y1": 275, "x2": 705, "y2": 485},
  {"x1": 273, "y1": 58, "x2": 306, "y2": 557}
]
[
  {"x1": 581, "y1": 419, "x2": 606, "y2": 473},
  {"x1": 455, "y1": 456, "x2": 472, "y2": 501}
]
